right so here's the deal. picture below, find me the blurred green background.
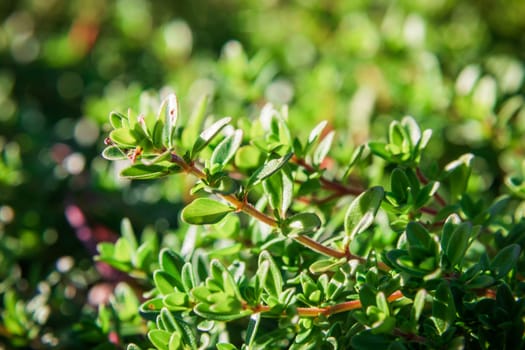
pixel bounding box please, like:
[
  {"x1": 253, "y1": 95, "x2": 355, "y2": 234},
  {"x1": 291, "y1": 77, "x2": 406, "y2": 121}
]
[{"x1": 1, "y1": 0, "x2": 525, "y2": 348}]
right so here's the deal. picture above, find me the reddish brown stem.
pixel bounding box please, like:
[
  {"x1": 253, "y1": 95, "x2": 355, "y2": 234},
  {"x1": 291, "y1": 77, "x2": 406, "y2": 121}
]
[
  {"x1": 292, "y1": 156, "x2": 362, "y2": 196},
  {"x1": 252, "y1": 290, "x2": 403, "y2": 317}
]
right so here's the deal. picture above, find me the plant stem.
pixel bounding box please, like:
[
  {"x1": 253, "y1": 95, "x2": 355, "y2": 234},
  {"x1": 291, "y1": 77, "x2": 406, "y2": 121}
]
[
  {"x1": 253, "y1": 290, "x2": 403, "y2": 317},
  {"x1": 293, "y1": 235, "x2": 346, "y2": 259},
  {"x1": 292, "y1": 156, "x2": 362, "y2": 196},
  {"x1": 171, "y1": 152, "x2": 391, "y2": 269},
  {"x1": 171, "y1": 153, "x2": 350, "y2": 258}
]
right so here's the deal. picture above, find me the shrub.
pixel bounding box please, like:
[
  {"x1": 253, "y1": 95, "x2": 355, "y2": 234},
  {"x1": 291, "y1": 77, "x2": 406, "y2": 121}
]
[{"x1": 95, "y1": 94, "x2": 525, "y2": 349}]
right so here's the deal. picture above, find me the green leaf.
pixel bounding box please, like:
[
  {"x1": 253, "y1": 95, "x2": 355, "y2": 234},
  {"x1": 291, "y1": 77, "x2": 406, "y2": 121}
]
[
  {"x1": 121, "y1": 218, "x2": 137, "y2": 251},
  {"x1": 490, "y1": 244, "x2": 521, "y2": 278},
  {"x1": 343, "y1": 144, "x2": 366, "y2": 180},
  {"x1": 344, "y1": 186, "x2": 384, "y2": 239},
  {"x1": 160, "y1": 308, "x2": 178, "y2": 332},
  {"x1": 168, "y1": 333, "x2": 182, "y2": 350},
  {"x1": 181, "y1": 263, "x2": 196, "y2": 292},
  {"x1": 159, "y1": 249, "x2": 185, "y2": 290},
  {"x1": 376, "y1": 292, "x2": 390, "y2": 316},
  {"x1": 191, "y1": 117, "x2": 232, "y2": 158},
  {"x1": 154, "y1": 270, "x2": 178, "y2": 295},
  {"x1": 109, "y1": 111, "x2": 126, "y2": 129},
  {"x1": 258, "y1": 251, "x2": 283, "y2": 296},
  {"x1": 308, "y1": 120, "x2": 328, "y2": 146},
  {"x1": 102, "y1": 145, "x2": 127, "y2": 160},
  {"x1": 160, "y1": 94, "x2": 179, "y2": 149},
  {"x1": 216, "y1": 343, "x2": 239, "y2": 350},
  {"x1": 406, "y1": 222, "x2": 435, "y2": 261},
  {"x1": 444, "y1": 222, "x2": 472, "y2": 268},
  {"x1": 431, "y1": 282, "x2": 456, "y2": 335},
  {"x1": 410, "y1": 289, "x2": 427, "y2": 324},
  {"x1": 110, "y1": 128, "x2": 138, "y2": 147},
  {"x1": 163, "y1": 291, "x2": 189, "y2": 310},
  {"x1": 444, "y1": 154, "x2": 474, "y2": 200},
  {"x1": 368, "y1": 141, "x2": 391, "y2": 161},
  {"x1": 127, "y1": 344, "x2": 143, "y2": 350},
  {"x1": 148, "y1": 329, "x2": 171, "y2": 350},
  {"x1": 263, "y1": 166, "x2": 293, "y2": 218},
  {"x1": 181, "y1": 198, "x2": 234, "y2": 225},
  {"x1": 313, "y1": 130, "x2": 334, "y2": 166},
  {"x1": 390, "y1": 168, "x2": 410, "y2": 204},
  {"x1": 120, "y1": 163, "x2": 176, "y2": 180},
  {"x1": 114, "y1": 238, "x2": 133, "y2": 262},
  {"x1": 309, "y1": 258, "x2": 346, "y2": 274},
  {"x1": 282, "y1": 212, "x2": 321, "y2": 236},
  {"x1": 247, "y1": 152, "x2": 293, "y2": 188},
  {"x1": 210, "y1": 129, "x2": 243, "y2": 171},
  {"x1": 194, "y1": 303, "x2": 251, "y2": 321},
  {"x1": 139, "y1": 297, "x2": 164, "y2": 321},
  {"x1": 245, "y1": 313, "x2": 260, "y2": 347}
]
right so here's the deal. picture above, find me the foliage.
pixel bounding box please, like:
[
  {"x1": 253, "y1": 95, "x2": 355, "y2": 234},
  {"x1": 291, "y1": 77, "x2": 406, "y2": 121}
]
[
  {"x1": 1, "y1": 0, "x2": 525, "y2": 349},
  {"x1": 93, "y1": 92, "x2": 525, "y2": 349}
]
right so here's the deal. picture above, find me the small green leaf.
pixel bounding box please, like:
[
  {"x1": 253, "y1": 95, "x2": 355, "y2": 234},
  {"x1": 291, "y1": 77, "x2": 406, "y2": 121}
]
[
  {"x1": 160, "y1": 94, "x2": 179, "y2": 149},
  {"x1": 159, "y1": 249, "x2": 185, "y2": 290},
  {"x1": 181, "y1": 198, "x2": 234, "y2": 225},
  {"x1": 160, "y1": 308, "x2": 178, "y2": 332},
  {"x1": 181, "y1": 262, "x2": 196, "y2": 292},
  {"x1": 121, "y1": 218, "x2": 138, "y2": 252},
  {"x1": 210, "y1": 129, "x2": 243, "y2": 171},
  {"x1": 114, "y1": 238, "x2": 133, "y2": 262},
  {"x1": 120, "y1": 163, "x2": 175, "y2": 180},
  {"x1": 139, "y1": 297, "x2": 164, "y2": 321},
  {"x1": 308, "y1": 120, "x2": 328, "y2": 146},
  {"x1": 309, "y1": 258, "x2": 346, "y2": 274},
  {"x1": 194, "y1": 303, "x2": 251, "y2": 321},
  {"x1": 248, "y1": 152, "x2": 293, "y2": 187},
  {"x1": 431, "y1": 282, "x2": 456, "y2": 335},
  {"x1": 109, "y1": 111, "x2": 126, "y2": 129},
  {"x1": 245, "y1": 313, "x2": 260, "y2": 347},
  {"x1": 344, "y1": 186, "x2": 384, "y2": 239},
  {"x1": 445, "y1": 222, "x2": 472, "y2": 267},
  {"x1": 216, "y1": 343, "x2": 239, "y2": 350},
  {"x1": 313, "y1": 130, "x2": 334, "y2": 166},
  {"x1": 401, "y1": 116, "x2": 421, "y2": 146},
  {"x1": 444, "y1": 154, "x2": 474, "y2": 200},
  {"x1": 168, "y1": 332, "x2": 182, "y2": 350},
  {"x1": 411, "y1": 289, "x2": 427, "y2": 324},
  {"x1": 191, "y1": 117, "x2": 232, "y2": 158},
  {"x1": 127, "y1": 344, "x2": 143, "y2": 350},
  {"x1": 110, "y1": 128, "x2": 138, "y2": 147},
  {"x1": 376, "y1": 292, "x2": 390, "y2": 316},
  {"x1": 263, "y1": 167, "x2": 293, "y2": 218},
  {"x1": 282, "y1": 212, "x2": 321, "y2": 236},
  {"x1": 368, "y1": 141, "x2": 391, "y2": 161},
  {"x1": 154, "y1": 270, "x2": 178, "y2": 295},
  {"x1": 490, "y1": 244, "x2": 521, "y2": 278},
  {"x1": 148, "y1": 329, "x2": 171, "y2": 350},
  {"x1": 343, "y1": 144, "x2": 365, "y2": 180},
  {"x1": 102, "y1": 145, "x2": 127, "y2": 160},
  {"x1": 258, "y1": 251, "x2": 283, "y2": 296}
]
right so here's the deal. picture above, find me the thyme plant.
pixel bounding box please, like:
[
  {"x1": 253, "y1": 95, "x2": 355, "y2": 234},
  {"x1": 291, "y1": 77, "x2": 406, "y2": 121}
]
[{"x1": 97, "y1": 93, "x2": 524, "y2": 349}]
